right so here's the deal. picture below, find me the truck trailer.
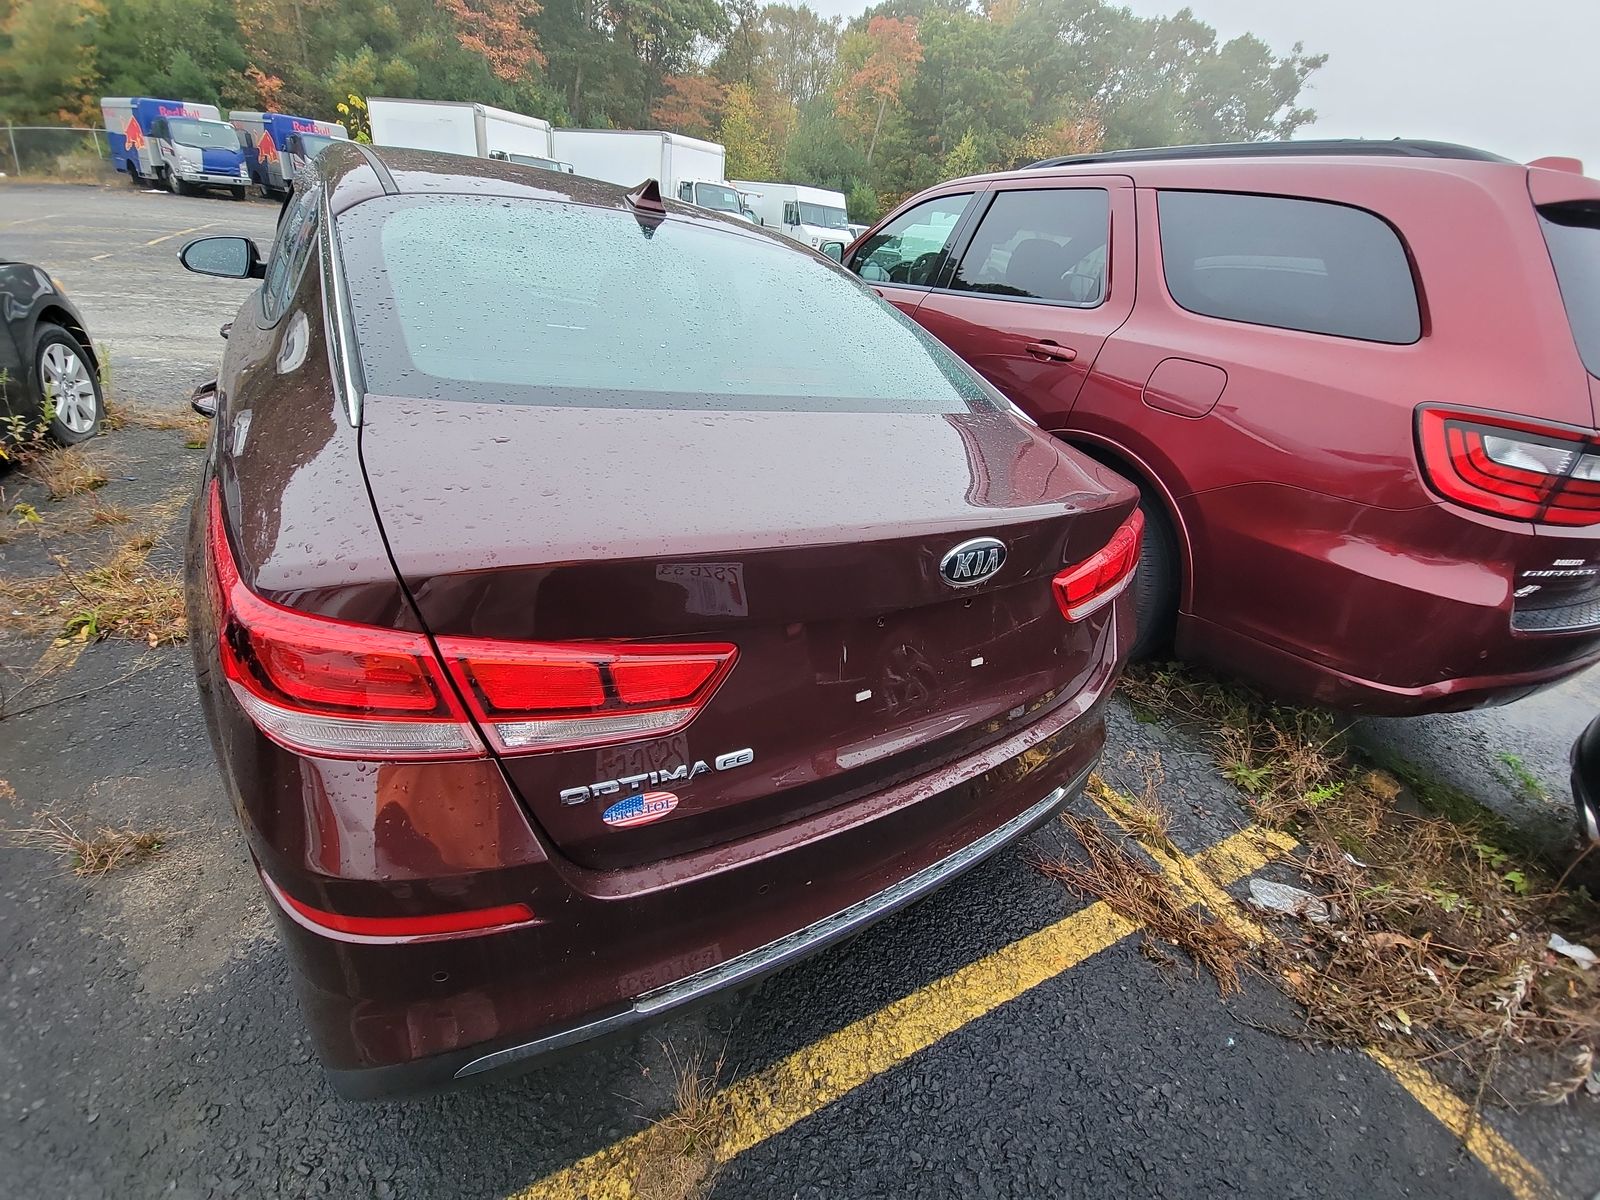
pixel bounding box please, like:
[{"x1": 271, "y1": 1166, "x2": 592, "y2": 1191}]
[
  {"x1": 733, "y1": 181, "x2": 852, "y2": 249},
  {"x1": 230, "y1": 111, "x2": 350, "y2": 198},
  {"x1": 550, "y1": 129, "x2": 747, "y2": 218},
  {"x1": 367, "y1": 98, "x2": 552, "y2": 161},
  {"x1": 101, "y1": 97, "x2": 250, "y2": 198}
]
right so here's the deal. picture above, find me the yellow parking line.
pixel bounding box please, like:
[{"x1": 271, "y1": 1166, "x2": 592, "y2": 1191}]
[
  {"x1": 1086, "y1": 782, "x2": 1556, "y2": 1200},
  {"x1": 514, "y1": 824, "x2": 1284, "y2": 1200},
  {"x1": 1369, "y1": 1050, "x2": 1557, "y2": 1200},
  {"x1": 144, "y1": 223, "x2": 215, "y2": 247}
]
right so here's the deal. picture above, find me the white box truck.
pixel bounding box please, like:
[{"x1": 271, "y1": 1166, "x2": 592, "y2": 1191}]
[
  {"x1": 733, "y1": 181, "x2": 852, "y2": 249},
  {"x1": 367, "y1": 98, "x2": 552, "y2": 161},
  {"x1": 550, "y1": 129, "x2": 749, "y2": 219}
]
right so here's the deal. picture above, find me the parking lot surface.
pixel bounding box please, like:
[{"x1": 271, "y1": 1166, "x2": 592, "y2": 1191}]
[{"x1": 1, "y1": 183, "x2": 1596, "y2": 1200}]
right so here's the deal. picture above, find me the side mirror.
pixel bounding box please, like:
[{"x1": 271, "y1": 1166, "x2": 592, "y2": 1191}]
[
  {"x1": 284, "y1": 135, "x2": 302, "y2": 154},
  {"x1": 819, "y1": 241, "x2": 845, "y2": 262},
  {"x1": 190, "y1": 378, "x2": 218, "y2": 419},
  {"x1": 180, "y1": 236, "x2": 265, "y2": 280}
]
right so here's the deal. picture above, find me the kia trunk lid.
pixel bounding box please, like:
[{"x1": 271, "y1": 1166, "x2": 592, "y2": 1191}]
[{"x1": 359, "y1": 400, "x2": 1134, "y2": 869}]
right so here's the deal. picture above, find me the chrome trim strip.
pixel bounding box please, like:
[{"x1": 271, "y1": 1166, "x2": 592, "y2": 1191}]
[
  {"x1": 319, "y1": 189, "x2": 364, "y2": 426},
  {"x1": 454, "y1": 774, "x2": 1079, "y2": 1079}
]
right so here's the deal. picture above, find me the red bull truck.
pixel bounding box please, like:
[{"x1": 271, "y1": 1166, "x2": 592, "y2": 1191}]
[
  {"x1": 229, "y1": 112, "x2": 350, "y2": 200},
  {"x1": 101, "y1": 97, "x2": 250, "y2": 198}
]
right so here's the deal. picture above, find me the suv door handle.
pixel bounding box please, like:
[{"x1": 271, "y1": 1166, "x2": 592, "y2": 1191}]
[{"x1": 1024, "y1": 340, "x2": 1077, "y2": 362}]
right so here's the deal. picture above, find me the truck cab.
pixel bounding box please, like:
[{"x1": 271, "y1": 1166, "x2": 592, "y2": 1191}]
[
  {"x1": 231, "y1": 112, "x2": 349, "y2": 199},
  {"x1": 101, "y1": 98, "x2": 249, "y2": 199},
  {"x1": 677, "y1": 180, "x2": 757, "y2": 223}
]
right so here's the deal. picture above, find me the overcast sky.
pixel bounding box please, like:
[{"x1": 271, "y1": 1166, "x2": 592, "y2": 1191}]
[{"x1": 804, "y1": 0, "x2": 1600, "y2": 170}]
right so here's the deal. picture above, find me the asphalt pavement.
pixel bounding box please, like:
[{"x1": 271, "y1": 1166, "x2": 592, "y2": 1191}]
[{"x1": 0, "y1": 181, "x2": 1595, "y2": 1200}]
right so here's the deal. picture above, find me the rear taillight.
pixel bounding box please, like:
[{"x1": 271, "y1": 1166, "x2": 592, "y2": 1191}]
[
  {"x1": 1053, "y1": 509, "x2": 1144, "y2": 621},
  {"x1": 1417, "y1": 406, "x2": 1600, "y2": 526},
  {"x1": 206, "y1": 484, "x2": 735, "y2": 759},
  {"x1": 260, "y1": 869, "x2": 538, "y2": 944}
]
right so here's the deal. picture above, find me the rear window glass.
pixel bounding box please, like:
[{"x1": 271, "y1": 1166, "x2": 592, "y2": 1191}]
[
  {"x1": 335, "y1": 195, "x2": 998, "y2": 413},
  {"x1": 1539, "y1": 204, "x2": 1600, "y2": 378},
  {"x1": 1158, "y1": 191, "x2": 1421, "y2": 344}
]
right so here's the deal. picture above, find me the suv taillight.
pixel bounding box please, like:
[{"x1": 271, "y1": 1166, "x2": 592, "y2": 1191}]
[
  {"x1": 1053, "y1": 509, "x2": 1144, "y2": 621},
  {"x1": 1417, "y1": 406, "x2": 1600, "y2": 526},
  {"x1": 206, "y1": 484, "x2": 736, "y2": 759}
]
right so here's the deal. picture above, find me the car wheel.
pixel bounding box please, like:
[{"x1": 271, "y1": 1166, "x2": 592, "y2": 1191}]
[
  {"x1": 35, "y1": 325, "x2": 104, "y2": 445},
  {"x1": 126, "y1": 163, "x2": 142, "y2": 186},
  {"x1": 232, "y1": 186, "x2": 249, "y2": 201},
  {"x1": 1129, "y1": 488, "x2": 1179, "y2": 661}
]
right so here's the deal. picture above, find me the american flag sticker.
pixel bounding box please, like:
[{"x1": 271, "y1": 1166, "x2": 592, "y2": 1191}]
[{"x1": 601, "y1": 791, "x2": 680, "y2": 829}]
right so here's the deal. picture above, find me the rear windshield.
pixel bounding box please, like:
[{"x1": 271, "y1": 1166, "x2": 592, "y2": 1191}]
[
  {"x1": 335, "y1": 195, "x2": 998, "y2": 413},
  {"x1": 1539, "y1": 204, "x2": 1600, "y2": 378}
]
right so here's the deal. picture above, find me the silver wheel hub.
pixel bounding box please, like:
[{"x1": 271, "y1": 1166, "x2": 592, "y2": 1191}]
[{"x1": 41, "y1": 342, "x2": 97, "y2": 434}]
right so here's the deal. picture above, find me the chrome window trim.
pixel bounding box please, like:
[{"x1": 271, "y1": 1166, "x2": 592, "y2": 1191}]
[{"x1": 318, "y1": 189, "x2": 365, "y2": 426}]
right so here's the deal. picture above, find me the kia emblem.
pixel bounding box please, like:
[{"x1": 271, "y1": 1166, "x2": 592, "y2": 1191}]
[{"x1": 940, "y1": 537, "x2": 1007, "y2": 587}]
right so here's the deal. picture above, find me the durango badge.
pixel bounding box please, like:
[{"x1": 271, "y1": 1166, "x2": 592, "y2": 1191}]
[{"x1": 939, "y1": 537, "x2": 1007, "y2": 587}]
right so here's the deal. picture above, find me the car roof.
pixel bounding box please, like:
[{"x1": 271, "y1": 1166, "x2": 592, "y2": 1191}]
[
  {"x1": 1026, "y1": 139, "x2": 1511, "y2": 169},
  {"x1": 311, "y1": 141, "x2": 705, "y2": 219}
]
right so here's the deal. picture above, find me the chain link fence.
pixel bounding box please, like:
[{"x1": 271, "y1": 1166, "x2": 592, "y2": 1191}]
[{"x1": 0, "y1": 125, "x2": 117, "y2": 182}]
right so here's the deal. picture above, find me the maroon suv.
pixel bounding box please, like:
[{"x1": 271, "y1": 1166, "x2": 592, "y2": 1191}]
[
  {"x1": 849, "y1": 140, "x2": 1600, "y2": 714},
  {"x1": 176, "y1": 145, "x2": 1139, "y2": 1096}
]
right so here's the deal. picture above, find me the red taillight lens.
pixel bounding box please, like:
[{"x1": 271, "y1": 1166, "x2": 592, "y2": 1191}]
[
  {"x1": 1053, "y1": 509, "x2": 1144, "y2": 622},
  {"x1": 206, "y1": 483, "x2": 736, "y2": 759},
  {"x1": 1417, "y1": 406, "x2": 1600, "y2": 526},
  {"x1": 437, "y1": 638, "x2": 736, "y2": 752}
]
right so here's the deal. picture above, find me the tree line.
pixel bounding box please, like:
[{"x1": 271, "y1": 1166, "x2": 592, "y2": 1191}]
[{"x1": 0, "y1": 0, "x2": 1325, "y2": 220}]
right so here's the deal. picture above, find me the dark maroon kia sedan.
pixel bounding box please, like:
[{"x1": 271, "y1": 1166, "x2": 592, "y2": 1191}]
[{"x1": 176, "y1": 145, "x2": 1139, "y2": 1097}]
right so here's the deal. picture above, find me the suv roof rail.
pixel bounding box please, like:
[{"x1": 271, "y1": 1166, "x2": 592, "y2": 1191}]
[{"x1": 1026, "y1": 139, "x2": 1514, "y2": 169}]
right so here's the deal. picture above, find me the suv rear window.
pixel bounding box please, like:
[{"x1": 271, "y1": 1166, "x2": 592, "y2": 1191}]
[
  {"x1": 1538, "y1": 204, "x2": 1600, "y2": 378},
  {"x1": 337, "y1": 195, "x2": 997, "y2": 413},
  {"x1": 1158, "y1": 191, "x2": 1421, "y2": 344}
]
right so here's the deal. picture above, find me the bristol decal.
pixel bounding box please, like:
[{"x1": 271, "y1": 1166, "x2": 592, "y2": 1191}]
[
  {"x1": 601, "y1": 791, "x2": 680, "y2": 828},
  {"x1": 560, "y1": 748, "x2": 754, "y2": 806}
]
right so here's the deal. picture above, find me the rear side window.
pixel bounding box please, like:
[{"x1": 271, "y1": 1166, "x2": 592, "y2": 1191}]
[
  {"x1": 850, "y1": 193, "x2": 972, "y2": 286},
  {"x1": 336, "y1": 195, "x2": 998, "y2": 413},
  {"x1": 950, "y1": 188, "x2": 1109, "y2": 306},
  {"x1": 1539, "y1": 204, "x2": 1600, "y2": 378},
  {"x1": 1158, "y1": 191, "x2": 1420, "y2": 344},
  {"x1": 261, "y1": 187, "x2": 319, "y2": 323}
]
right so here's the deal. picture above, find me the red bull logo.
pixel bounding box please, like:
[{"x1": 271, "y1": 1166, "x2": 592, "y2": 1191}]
[
  {"x1": 123, "y1": 118, "x2": 145, "y2": 150},
  {"x1": 290, "y1": 119, "x2": 323, "y2": 134},
  {"x1": 156, "y1": 104, "x2": 202, "y2": 118},
  {"x1": 257, "y1": 131, "x2": 278, "y2": 163}
]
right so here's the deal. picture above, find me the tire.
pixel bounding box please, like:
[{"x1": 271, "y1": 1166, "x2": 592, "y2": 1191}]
[
  {"x1": 163, "y1": 168, "x2": 177, "y2": 194},
  {"x1": 1128, "y1": 487, "x2": 1179, "y2": 661},
  {"x1": 35, "y1": 325, "x2": 104, "y2": 446},
  {"x1": 231, "y1": 186, "x2": 249, "y2": 201},
  {"x1": 126, "y1": 163, "x2": 142, "y2": 187}
]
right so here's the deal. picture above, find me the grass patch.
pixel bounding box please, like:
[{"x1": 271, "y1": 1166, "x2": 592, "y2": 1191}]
[
  {"x1": 104, "y1": 398, "x2": 210, "y2": 442},
  {"x1": 1119, "y1": 661, "x2": 1600, "y2": 1103},
  {"x1": 21, "y1": 445, "x2": 111, "y2": 500},
  {"x1": 1033, "y1": 803, "x2": 1248, "y2": 994},
  {"x1": 0, "y1": 531, "x2": 186, "y2": 645},
  {"x1": 8, "y1": 814, "x2": 165, "y2": 875},
  {"x1": 633, "y1": 1044, "x2": 728, "y2": 1200},
  {"x1": 1494, "y1": 752, "x2": 1550, "y2": 805}
]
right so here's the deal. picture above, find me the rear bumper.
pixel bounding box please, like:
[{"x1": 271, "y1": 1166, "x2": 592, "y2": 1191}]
[
  {"x1": 325, "y1": 763, "x2": 1085, "y2": 1099},
  {"x1": 233, "y1": 620, "x2": 1122, "y2": 1099},
  {"x1": 1183, "y1": 613, "x2": 1600, "y2": 715},
  {"x1": 1182, "y1": 485, "x2": 1600, "y2": 714}
]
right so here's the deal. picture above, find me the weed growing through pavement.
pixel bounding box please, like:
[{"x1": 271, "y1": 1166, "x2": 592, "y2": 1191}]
[
  {"x1": 8, "y1": 814, "x2": 165, "y2": 875},
  {"x1": 0, "y1": 530, "x2": 186, "y2": 645},
  {"x1": 21, "y1": 444, "x2": 111, "y2": 500},
  {"x1": 1033, "y1": 797, "x2": 1248, "y2": 994},
  {"x1": 633, "y1": 1043, "x2": 729, "y2": 1200},
  {"x1": 1118, "y1": 662, "x2": 1600, "y2": 1105}
]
